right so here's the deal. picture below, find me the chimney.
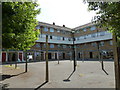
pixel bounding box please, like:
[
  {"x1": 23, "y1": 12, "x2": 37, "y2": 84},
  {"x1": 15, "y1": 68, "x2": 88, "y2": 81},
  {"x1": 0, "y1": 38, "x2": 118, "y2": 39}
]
[
  {"x1": 53, "y1": 22, "x2": 55, "y2": 25},
  {"x1": 63, "y1": 25, "x2": 65, "y2": 27}
]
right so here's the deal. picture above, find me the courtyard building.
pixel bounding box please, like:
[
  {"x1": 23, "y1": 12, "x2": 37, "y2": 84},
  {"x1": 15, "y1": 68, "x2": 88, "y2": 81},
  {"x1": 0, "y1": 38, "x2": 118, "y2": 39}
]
[{"x1": 2, "y1": 22, "x2": 114, "y2": 62}]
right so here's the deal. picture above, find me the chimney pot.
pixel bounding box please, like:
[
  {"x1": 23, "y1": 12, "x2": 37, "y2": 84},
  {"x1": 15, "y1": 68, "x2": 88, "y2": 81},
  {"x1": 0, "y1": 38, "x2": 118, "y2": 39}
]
[
  {"x1": 63, "y1": 25, "x2": 65, "y2": 27},
  {"x1": 53, "y1": 22, "x2": 55, "y2": 25}
]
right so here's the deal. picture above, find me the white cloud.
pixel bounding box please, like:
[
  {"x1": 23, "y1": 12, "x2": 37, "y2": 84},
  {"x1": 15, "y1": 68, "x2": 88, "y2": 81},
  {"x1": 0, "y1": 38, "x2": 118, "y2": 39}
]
[{"x1": 36, "y1": 0, "x2": 97, "y2": 28}]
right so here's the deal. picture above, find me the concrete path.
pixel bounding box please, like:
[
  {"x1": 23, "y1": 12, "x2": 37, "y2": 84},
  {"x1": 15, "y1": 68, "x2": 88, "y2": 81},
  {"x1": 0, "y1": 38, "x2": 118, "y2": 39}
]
[{"x1": 1, "y1": 60, "x2": 115, "y2": 88}]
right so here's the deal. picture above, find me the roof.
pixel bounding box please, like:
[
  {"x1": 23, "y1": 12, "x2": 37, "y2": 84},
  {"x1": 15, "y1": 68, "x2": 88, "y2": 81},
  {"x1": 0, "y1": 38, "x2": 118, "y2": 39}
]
[
  {"x1": 38, "y1": 22, "x2": 72, "y2": 31},
  {"x1": 73, "y1": 22, "x2": 97, "y2": 30}
]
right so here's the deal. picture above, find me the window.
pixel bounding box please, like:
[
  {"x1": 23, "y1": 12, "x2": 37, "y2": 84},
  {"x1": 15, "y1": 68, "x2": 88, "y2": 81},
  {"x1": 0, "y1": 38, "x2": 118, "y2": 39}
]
[
  {"x1": 100, "y1": 32, "x2": 105, "y2": 36},
  {"x1": 74, "y1": 45, "x2": 76, "y2": 48},
  {"x1": 44, "y1": 27, "x2": 48, "y2": 32},
  {"x1": 84, "y1": 44, "x2": 87, "y2": 47},
  {"x1": 63, "y1": 37, "x2": 65, "y2": 40},
  {"x1": 39, "y1": 34, "x2": 42, "y2": 38},
  {"x1": 110, "y1": 40, "x2": 113, "y2": 45},
  {"x1": 73, "y1": 38, "x2": 76, "y2": 41},
  {"x1": 43, "y1": 44, "x2": 46, "y2": 48},
  {"x1": 36, "y1": 26, "x2": 40, "y2": 29},
  {"x1": 50, "y1": 28, "x2": 54, "y2": 32},
  {"x1": 50, "y1": 36, "x2": 52, "y2": 39},
  {"x1": 65, "y1": 37, "x2": 68, "y2": 41},
  {"x1": 68, "y1": 38, "x2": 71, "y2": 41},
  {"x1": 77, "y1": 37, "x2": 79, "y2": 40},
  {"x1": 42, "y1": 34, "x2": 46, "y2": 38},
  {"x1": 91, "y1": 42, "x2": 97, "y2": 47},
  {"x1": 57, "y1": 45, "x2": 61, "y2": 48},
  {"x1": 66, "y1": 31, "x2": 70, "y2": 34},
  {"x1": 57, "y1": 36, "x2": 61, "y2": 40},
  {"x1": 77, "y1": 45, "x2": 79, "y2": 48},
  {"x1": 68, "y1": 45, "x2": 71, "y2": 48},
  {"x1": 90, "y1": 26, "x2": 96, "y2": 31},
  {"x1": 80, "y1": 36, "x2": 84, "y2": 39},
  {"x1": 63, "y1": 45, "x2": 66, "y2": 48},
  {"x1": 84, "y1": 36, "x2": 86, "y2": 39},
  {"x1": 83, "y1": 28, "x2": 86, "y2": 32},
  {"x1": 76, "y1": 30, "x2": 80, "y2": 33},
  {"x1": 57, "y1": 30, "x2": 60, "y2": 32},
  {"x1": 61, "y1": 30, "x2": 66, "y2": 34},
  {"x1": 50, "y1": 44, "x2": 54, "y2": 48},
  {"x1": 91, "y1": 33, "x2": 96, "y2": 38},
  {"x1": 99, "y1": 42, "x2": 104, "y2": 46},
  {"x1": 86, "y1": 35, "x2": 91, "y2": 38},
  {"x1": 35, "y1": 43, "x2": 40, "y2": 48}
]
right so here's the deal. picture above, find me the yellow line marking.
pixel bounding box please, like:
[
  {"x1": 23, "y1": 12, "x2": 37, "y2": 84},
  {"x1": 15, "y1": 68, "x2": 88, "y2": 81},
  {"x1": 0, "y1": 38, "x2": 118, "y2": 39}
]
[
  {"x1": 79, "y1": 74, "x2": 84, "y2": 77},
  {"x1": 4, "y1": 65, "x2": 20, "y2": 69}
]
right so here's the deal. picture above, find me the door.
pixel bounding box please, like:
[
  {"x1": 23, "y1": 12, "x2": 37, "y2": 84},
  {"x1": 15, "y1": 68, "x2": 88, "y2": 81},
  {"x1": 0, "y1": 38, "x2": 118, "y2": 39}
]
[
  {"x1": 63, "y1": 53, "x2": 65, "y2": 59},
  {"x1": 90, "y1": 52, "x2": 93, "y2": 58},
  {"x1": 55, "y1": 53, "x2": 57, "y2": 60},
  {"x1": 2, "y1": 52, "x2": 6, "y2": 62},
  {"x1": 78, "y1": 53, "x2": 80, "y2": 58},
  {"x1": 48, "y1": 53, "x2": 52, "y2": 59},
  {"x1": 19, "y1": 53, "x2": 23, "y2": 61}
]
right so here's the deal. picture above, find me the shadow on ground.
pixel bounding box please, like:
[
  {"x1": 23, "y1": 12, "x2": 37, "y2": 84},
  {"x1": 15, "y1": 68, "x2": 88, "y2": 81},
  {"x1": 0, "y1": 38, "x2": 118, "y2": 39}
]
[
  {"x1": 63, "y1": 70, "x2": 75, "y2": 82},
  {"x1": 1, "y1": 72, "x2": 26, "y2": 81},
  {"x1": 35, "y1": 81, "x2": 48, "y2": 90}
]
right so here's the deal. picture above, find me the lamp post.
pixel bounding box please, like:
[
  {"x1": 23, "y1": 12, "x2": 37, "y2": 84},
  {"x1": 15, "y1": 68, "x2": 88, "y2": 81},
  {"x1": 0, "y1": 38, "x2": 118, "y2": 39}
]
[{"x1": 71, "y1": 30, "x2": 76, "y2": 71}]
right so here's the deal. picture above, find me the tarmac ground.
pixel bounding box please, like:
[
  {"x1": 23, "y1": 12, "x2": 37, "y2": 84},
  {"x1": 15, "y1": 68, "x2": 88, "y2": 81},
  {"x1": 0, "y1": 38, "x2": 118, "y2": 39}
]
[{"x1": 1, "y1": 60, "x2": 115, "y2": 88}]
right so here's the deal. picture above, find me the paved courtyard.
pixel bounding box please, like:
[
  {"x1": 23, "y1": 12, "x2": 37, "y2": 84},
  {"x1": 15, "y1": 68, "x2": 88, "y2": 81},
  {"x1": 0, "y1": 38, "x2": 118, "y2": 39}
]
[{"x1": 1, "y1": 60, "x2": 115, "y2": 88}]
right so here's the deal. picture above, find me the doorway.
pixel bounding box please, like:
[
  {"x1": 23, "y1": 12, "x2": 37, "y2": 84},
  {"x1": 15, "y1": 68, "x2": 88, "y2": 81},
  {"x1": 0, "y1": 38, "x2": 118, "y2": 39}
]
[
  {"x1": 63, "y1": 53, "x2": 65, "y2": 59},
  {"x1": 48, "y1": 53, "x2": 52, "y2": 59},
  {"x1": 78, "y1": 53, "x2": 80, "y2": 58},
  {"x1": 55, "y1": 53, "x2": 57, "y2": 60},
  {"x1": 2, "y1": 52, "x2": 6, "y2": 62},
  {"x1": 90, "y1": 52, "x2": 93, "y2": 58}
]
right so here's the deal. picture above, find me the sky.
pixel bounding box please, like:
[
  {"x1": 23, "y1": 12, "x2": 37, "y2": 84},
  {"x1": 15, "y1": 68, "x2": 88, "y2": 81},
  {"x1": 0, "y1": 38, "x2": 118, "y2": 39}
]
[{"x1": 36, "y1": 0, "x2": 97, "y2": 28}]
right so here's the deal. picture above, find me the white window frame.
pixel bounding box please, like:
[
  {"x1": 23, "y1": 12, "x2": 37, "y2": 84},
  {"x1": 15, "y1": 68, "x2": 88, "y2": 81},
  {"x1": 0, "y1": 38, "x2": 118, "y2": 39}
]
[
  {"x1": 90, "y1": 26, "x2": 96, "y2": 31},
  {"x1": 50, "y1": 44, "x2": 54, "y2": 48},
  {"x1": 44, "y1": 27, "x2": 48, "y2": 32},
  {"x1": 50, "y1": 28, "x2": 54, "y2": 32}
]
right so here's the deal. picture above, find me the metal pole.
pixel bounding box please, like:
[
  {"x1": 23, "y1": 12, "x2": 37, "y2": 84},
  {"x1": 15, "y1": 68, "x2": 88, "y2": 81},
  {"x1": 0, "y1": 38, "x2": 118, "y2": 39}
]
[
  {"x1": 15, "y1": 52, "x2": 17, "y2": 69},
  {"x1": 72, "y1": 31, "x2": 76, "y2": 71},
  {"x1": 58, "y1": 52, "x2": 59, "y2": 64},
  {"x1": 25, "y1": 52, "x2": 28, "y2": 72},
  {"x1": 58, "y1": 45, "x2": 59, "y2": 64},
  {"x1": 46, "y1": 35, "x2": 49, "y2": 82},
  {"x1": 113, "y1": 34, "x2": 120, "y2": 90},
  {"x1": 96, "y1": 29, "x2": 107, "y2": 74}
]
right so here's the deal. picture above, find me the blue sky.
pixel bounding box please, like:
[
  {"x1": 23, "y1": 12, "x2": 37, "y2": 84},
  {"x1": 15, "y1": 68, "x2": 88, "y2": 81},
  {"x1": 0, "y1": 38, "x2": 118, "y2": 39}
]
[{"x1": 36, "y1": 0, "x2": 96, "y2": 28}]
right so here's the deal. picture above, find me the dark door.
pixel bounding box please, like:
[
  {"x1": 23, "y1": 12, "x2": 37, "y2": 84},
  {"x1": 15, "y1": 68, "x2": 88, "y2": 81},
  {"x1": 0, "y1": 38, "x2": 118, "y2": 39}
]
[
  {"x1": 12, "y1": 53, "x2": 16, "y2": 61},
  {"x1": 63, "y1": 53, "x2": 65, "y2": 59},
  {"x1": 90, "y1": 52, "x2": 93, "y2": 58},
  {"x1": 19, "y1": 53, "x2": 22, "y2": 61},
  {"x1": 55, "y1": 53, "x2": 57, "y2": 60},
  {"x1": 48, "y1": 53, "x2": 52, "y2": 59},
  {"x1": 78, "y1": 53, "x2": 80, "y2": 58},
  {"x1": 2, "y1": 52, "x2": 6, "y2": 62}
]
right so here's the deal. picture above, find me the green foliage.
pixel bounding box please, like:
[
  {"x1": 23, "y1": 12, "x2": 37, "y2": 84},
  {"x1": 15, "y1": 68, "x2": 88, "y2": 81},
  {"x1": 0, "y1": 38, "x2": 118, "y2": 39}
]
[
  {"x1": 84, "y1": 1, "x2": 120, "y2": 45},
  {"x1": 2, "y1": 2, "x2": 40, "y2": 50}
]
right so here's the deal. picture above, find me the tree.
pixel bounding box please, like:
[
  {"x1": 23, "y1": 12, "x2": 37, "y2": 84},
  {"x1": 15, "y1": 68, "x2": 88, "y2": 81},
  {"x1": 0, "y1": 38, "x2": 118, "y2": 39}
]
[
  {"x1": 83, "y1": 1, "x2": 120, "y2": 45},
  {"x1": 83, "y1": 1, "x2": 120, "y2": 89},
  {"x1": 2, "y1": 2, "x2": 40, "y2": 50},
  {"x1": 2, "y1": 2, "x2": 40, "y2": 69}
]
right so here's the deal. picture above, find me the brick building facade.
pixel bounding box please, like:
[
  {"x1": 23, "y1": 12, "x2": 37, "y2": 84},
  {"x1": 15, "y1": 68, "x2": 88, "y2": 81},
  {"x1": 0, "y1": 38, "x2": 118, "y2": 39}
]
[{"x1": 2, "y1": 22, "x2": 114, "y2": 62}]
